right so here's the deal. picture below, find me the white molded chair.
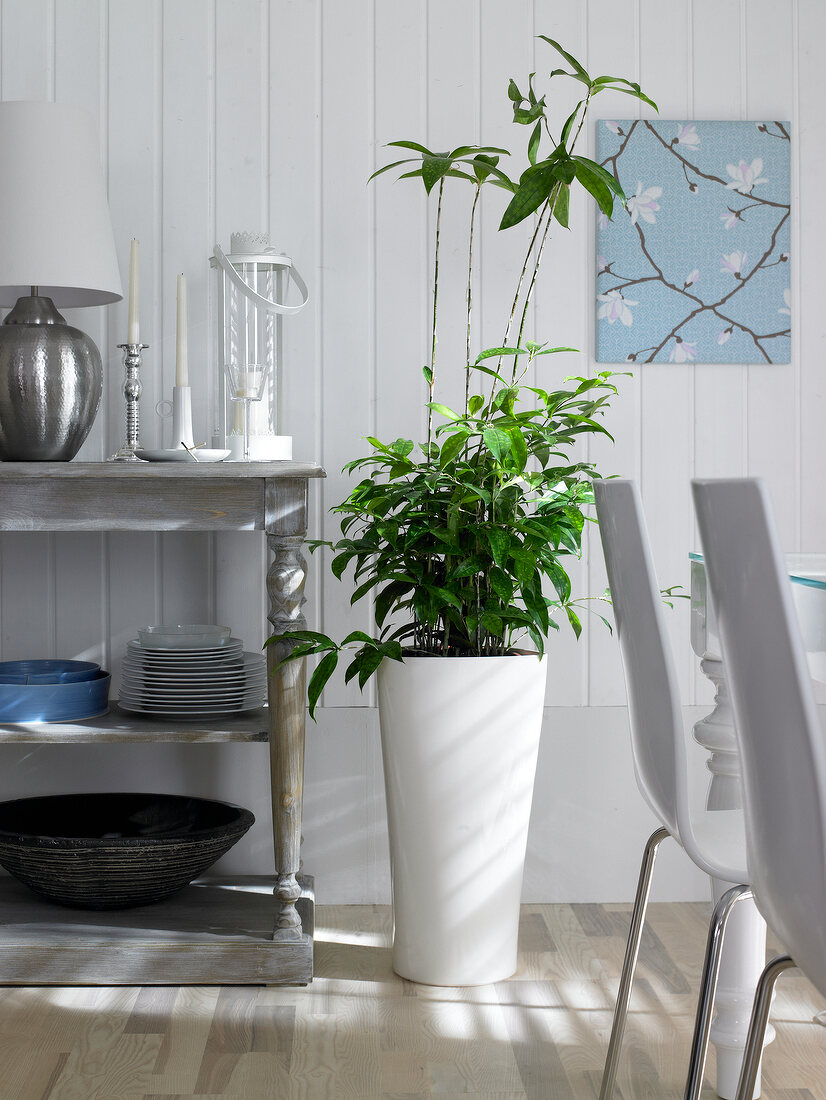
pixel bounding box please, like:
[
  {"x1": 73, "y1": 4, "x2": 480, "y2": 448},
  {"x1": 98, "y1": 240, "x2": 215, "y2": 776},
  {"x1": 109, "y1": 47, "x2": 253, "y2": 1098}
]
[
  {"x1": 594, "y1": 479, "x2": 752, "y2": 1099},
  {"x1": 693, "y1": 477, "x2": 826, "y2": 1100}
]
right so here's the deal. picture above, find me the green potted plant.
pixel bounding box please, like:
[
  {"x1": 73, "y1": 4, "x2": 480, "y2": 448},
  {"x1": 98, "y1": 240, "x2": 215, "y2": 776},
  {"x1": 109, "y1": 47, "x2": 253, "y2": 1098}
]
[{"x1": 268, "y1": 38, "x2": 656, "y2": 986}]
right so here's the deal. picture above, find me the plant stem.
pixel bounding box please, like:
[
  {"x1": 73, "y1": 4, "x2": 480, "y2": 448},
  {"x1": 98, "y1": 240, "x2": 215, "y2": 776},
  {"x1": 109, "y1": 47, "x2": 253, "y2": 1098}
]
[
  {"x1": 513, "y1": 184, "x2": 562, "y2": 374},
  {"x1": 465, "y1": 183, "x2": 481, "y2": 418},
  {"x1": 501, "y1": 90, "x2": 594, "y2": 384},
  {"x1": 426, "y1": 177, "x2": 445, "y2": 457},
  {"x1": 499, "y1": 202, "x2": 549, "y2": 366}
]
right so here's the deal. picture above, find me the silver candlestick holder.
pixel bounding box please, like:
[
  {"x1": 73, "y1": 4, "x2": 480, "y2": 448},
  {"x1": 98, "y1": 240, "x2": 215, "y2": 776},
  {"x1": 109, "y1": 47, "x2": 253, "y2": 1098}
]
[{"x1": 109, "y1": 342, "x2": 148, "y2": 461}]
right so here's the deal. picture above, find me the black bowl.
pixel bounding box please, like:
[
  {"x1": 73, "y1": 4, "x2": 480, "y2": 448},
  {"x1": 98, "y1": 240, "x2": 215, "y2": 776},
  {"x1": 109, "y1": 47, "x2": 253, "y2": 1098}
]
[{"x1": 0, "y1": 792, "x2": 254, "y2": 910}]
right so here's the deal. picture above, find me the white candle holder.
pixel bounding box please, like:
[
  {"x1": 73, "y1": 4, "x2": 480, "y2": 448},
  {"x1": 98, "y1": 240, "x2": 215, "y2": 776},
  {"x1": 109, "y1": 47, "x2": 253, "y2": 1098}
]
[{"x1": 171, "y1": 385, "x2": 194, "y2": 449}]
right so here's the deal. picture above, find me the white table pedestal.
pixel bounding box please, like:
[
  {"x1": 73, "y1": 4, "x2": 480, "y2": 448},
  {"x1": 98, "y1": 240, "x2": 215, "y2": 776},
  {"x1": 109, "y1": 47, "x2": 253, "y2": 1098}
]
[{"x1": 693, "y1": 655, "x2": 771, "y2": 1099}]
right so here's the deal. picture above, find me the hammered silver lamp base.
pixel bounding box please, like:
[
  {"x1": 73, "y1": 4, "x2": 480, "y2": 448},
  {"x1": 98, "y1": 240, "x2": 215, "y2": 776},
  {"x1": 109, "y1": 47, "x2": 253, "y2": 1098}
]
[{"x1": 0, "y1": 294, "x2": 102, "y2": 461}]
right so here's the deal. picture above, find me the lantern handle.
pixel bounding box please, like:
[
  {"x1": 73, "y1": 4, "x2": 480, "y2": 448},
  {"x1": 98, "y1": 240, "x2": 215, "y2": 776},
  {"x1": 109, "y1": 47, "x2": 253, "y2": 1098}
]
[{"x1": 211, "y1": 244, "x2": 309, "y2": 315}]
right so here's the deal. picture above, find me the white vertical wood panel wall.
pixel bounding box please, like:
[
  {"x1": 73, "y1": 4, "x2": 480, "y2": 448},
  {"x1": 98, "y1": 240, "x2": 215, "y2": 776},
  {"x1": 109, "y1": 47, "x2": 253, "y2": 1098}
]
[{"x1": 0, "y1": 0, "x2": 812, "y2": 903}]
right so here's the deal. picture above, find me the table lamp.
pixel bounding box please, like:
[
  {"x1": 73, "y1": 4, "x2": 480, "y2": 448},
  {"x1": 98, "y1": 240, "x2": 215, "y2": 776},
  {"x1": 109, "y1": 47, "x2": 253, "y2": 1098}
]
[{"x1": 0, "y1": 101, "x2": 122, "y2": 461}]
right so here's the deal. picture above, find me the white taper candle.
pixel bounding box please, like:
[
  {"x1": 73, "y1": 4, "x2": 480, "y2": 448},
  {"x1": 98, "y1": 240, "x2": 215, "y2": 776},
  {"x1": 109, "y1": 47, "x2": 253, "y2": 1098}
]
[
  {"x1": 176, "y1": 273, "x2": 188, "y2": 387},
  {"x1": 127, "y1": 238, "x2": 139, "y2": 344}
]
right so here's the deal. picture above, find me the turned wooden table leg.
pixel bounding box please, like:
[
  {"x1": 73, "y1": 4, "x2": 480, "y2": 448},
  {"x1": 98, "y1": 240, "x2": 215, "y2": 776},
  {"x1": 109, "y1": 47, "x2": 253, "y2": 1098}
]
[{"x1": 266, "y1": 479, "x2": 309, "y2": 941}]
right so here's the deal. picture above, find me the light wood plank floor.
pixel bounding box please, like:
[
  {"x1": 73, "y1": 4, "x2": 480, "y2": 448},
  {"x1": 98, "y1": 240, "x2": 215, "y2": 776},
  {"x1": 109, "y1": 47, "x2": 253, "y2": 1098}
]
[{"x1": 1, "y1": 902, "x2": 824, "y2": 1098}]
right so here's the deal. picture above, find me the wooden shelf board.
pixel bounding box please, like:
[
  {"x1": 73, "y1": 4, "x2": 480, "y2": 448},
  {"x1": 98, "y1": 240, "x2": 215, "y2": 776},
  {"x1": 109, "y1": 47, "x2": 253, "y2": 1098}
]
[
  {"x1": 0, "y1": 704, "x2": 269, "y2": 743},
  {"x1": 0, "y1": 461, "x2": 325, "y2": 479},
  {"x1": 0, "y1": 874, "x2": 313, "y2": 985}
]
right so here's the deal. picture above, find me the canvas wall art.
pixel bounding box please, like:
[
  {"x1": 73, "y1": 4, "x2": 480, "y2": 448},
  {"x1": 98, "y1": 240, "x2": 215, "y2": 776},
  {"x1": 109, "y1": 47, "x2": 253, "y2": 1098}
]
[{"x1": 596, "y1": 119, "x2": 790, "y2": 364}]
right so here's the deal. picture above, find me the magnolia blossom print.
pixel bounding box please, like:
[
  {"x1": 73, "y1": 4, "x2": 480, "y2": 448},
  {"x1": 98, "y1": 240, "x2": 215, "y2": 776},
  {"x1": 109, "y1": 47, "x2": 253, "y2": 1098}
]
[{"x1": 596, "y1": 120, "x2": 790, "y2": 364}]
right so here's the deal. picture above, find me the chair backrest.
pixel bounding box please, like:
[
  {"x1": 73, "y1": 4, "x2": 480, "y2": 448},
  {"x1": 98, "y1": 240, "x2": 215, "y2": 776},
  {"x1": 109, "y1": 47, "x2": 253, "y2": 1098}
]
[
  {"x1": 693, "y1": 478, "x2": 826, "y2": 998},
  {"x1": 594, "y1": 479, "x2": 686, "y2": 839}
]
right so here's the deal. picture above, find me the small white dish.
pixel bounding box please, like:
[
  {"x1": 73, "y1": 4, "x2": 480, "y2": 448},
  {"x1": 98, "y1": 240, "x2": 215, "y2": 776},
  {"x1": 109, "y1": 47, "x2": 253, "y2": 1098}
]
[
  {"x1": 135, "y1": 448, "x2": 231, "y2": 463},
  {"x1": 135, "y1": 448, "x2": 196, "y2": 463},
  {"x1": 138, "y1": 624, "x2": 231, "y2": 650},
  {"x1": 191, "y1": 448, "x2": 231, "y2": 463}
]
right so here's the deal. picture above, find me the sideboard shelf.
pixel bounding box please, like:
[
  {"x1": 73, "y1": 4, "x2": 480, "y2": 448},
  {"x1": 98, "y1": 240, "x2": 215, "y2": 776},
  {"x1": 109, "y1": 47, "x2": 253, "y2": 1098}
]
[
  {"x1": 0, "y1": 874, "x2": 314, "y2": 985},
  {"x1": 0, "y1": 703, "x2": 269, "y2": 743},
  {"x1": 0, "y1": 461, "x2": 323, "y2": 986}
]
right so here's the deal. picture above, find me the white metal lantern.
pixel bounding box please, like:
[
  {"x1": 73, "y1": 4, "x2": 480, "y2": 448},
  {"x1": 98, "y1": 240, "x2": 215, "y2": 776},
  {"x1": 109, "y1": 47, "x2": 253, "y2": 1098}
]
[{"x1": 210, "y1": 232, "x2": 309, "y2": 460}]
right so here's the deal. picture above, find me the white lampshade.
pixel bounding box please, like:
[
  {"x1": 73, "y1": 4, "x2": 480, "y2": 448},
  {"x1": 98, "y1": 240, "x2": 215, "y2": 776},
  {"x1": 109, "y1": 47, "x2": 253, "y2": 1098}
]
[{"x1": 0, "y1": 101, "x2": 122, "y2": 308}]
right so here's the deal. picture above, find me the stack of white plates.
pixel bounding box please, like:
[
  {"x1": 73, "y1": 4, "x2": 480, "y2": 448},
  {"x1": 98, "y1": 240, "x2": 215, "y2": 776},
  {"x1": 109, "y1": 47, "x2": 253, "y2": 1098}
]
[{"x1": 118, "y1": 636, "x2": 267, "y2": 719}]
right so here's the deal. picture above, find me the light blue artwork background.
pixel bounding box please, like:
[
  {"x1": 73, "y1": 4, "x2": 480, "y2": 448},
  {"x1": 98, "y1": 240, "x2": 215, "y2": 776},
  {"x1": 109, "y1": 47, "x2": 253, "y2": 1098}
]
[{"x1": 595, "y1": 120, "x2": 790, "y2": 364}]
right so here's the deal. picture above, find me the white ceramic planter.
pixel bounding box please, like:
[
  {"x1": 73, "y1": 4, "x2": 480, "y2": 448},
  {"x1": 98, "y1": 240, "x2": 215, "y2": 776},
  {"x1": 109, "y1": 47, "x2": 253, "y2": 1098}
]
[{"x1": 377, "y1": 652, "x2": 548, "y2": 986}]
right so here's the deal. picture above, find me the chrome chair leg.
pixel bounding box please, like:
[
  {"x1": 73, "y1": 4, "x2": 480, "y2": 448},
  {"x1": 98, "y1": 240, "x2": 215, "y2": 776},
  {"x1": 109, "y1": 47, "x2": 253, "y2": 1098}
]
[
  {"x1": 734, "y1": 954, "x2": 796, "y2": 1100},
  {"x1": 683, "y1": 884, "x2": 754, "y2": 1100},
  {"x1": 599, "y1": 825, "x2": 671, "y2": 1100}
]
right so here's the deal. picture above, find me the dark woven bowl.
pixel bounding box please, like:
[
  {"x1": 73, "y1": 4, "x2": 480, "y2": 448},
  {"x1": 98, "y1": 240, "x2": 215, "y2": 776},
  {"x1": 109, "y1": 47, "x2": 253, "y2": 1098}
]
[{"x1": 0, "y1": 793, "x2": 254, "y2": 910}]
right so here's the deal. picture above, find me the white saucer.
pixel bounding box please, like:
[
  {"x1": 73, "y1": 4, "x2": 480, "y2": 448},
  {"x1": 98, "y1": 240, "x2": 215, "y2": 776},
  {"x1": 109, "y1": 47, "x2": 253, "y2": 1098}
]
[{"x1": 135, "y1": 448, "x2": 231, "y2": 463}]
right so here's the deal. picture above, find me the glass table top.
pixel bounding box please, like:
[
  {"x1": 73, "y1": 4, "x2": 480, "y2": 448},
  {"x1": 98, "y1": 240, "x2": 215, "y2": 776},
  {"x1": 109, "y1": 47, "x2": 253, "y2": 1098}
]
[{"x1": 690, "y1": 551, "x2": 826, "y2": 591}]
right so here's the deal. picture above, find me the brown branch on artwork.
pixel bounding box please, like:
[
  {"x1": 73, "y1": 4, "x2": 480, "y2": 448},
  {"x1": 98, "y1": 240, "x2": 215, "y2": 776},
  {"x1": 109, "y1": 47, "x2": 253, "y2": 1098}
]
[
  {"x1": 716, "y1": 211, "x2": 790, "y2": 307},
  {"x1": 757, "y1": 121, "x2": 790, "y2": 141},
  {"x1": 710, "y1": 307, "x2": 790, "y2": 362},
  {"x1": 598, "y1": 119, "x2": 639, "y2": 178},
  {"x1": 643, "y1": 120, "x2": 790, "y2": 212},
  {"x1": 624, "y1": 212, "x2": 790, "y2": 364},
  {"x1": 603, "y1": 274, "x2": 660, "y2": 294}
]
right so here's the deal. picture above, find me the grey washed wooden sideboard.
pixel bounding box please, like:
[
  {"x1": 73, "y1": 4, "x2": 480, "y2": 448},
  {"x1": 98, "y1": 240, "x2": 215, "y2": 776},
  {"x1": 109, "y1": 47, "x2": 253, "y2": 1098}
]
[{"x1": 0, "y1": 461, "x2": 324, "y2": 985}]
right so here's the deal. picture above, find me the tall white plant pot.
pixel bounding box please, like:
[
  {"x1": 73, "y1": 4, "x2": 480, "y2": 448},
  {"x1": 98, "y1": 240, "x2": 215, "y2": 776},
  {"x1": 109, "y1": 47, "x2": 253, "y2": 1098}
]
[{"x1": 377, "y1": 653, "x2": 548, "y2": 986}]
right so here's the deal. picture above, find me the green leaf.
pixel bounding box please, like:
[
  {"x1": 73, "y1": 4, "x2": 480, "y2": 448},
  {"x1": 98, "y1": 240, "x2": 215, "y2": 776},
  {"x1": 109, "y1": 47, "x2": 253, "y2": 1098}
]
[
  {"x1": 499, "y1": 164, "x2": 556, "y2": 230},
  {"x1": 554, "y1": 159, "x2": 577, "y2": 185},
  {"x1": 470, "y1": 361, "x2": 510, "y2": 383},
  {"x1": 331, "y1": 553, "x2": 350, "y2": 580},
  {"x1": 350, "y1": 574, "x2": 382, "y2": 604},
  {"x1": 357, "y1": 646, "x2": 386, "y2": 689},
  {"x1": 422, "y1": 364, "x2": 433, "y2": 385},
  {"x1": 509, "y1": 427, "x2": 528, "y2": 472},
  {"x1": 468, "y1": 394, "x2": 484, "y2": 416},
  {"x1": 476, "y1": 346, "x2": 528, "y2": 363},
  {"x1": 307, "y1": 650, "x2": 338, "y2": 720},
  {"x1": 485, "y1": 529, "x2": 511, "y2": 567},
  {"x1": 481, "y1": 612, "x2": 504, "y2": 637},
  {"x1": 572, "y1": 155, "x2": 624, "y2": 197},
  {"x1": 590, "y1": 76, "x2": 658, "y2": 112},
  {"x1": 421, "y1": 155, "x2": 451, "y2": 193},
  {"x1": 513, "y1": 101, "x2": 546, "y2": 125},
  {"x1": 574, "y1": 160, "x2": 614, "y2": 216},
  {"x1": 341, "y1": 630, "x2": 375, "y2": 646},
  {"x1": 428, "y1": 402, "x2": 462, "y2": 421},
  {"x1": 507, "y1": 78, "x2": 522, "y2": 102},
  {"x1": 533, "y1": 345, "x2": 580, "y2": 356},
  {"x1": 511, "y1": 548, "x2": 536, "y2": 586},
  {"x1": 489, "y1": 566, "x2": 513, "y2": 602},
  {"x1": 552, "y1": 183, "x2": 569, "y2": 227},
  {"x1": 387, "y1": 139, "x2": 433, "y2": 154},
  {"x1": 439, "y1": 431, "x2": 469, "y2": 468},
  {"x1": 527, "y1": 120, "x2": 542, "y2": 165},
  {"x1": 390, "y1": 437, "x2": 414, "y2": 456},
  {"x1": 367, "y1": 157, "x2": 418, "y2": 183},
  {"x1": 265, "y1": 629, "x2": 335, "y2": 649},
  {"x1": 451, "y1": 554, "x2": 487, "y2": 579},
  {"x1": 538, "y1": 36, "x2": 591, "y2": 82},
  {"x1": 560, "y1": 103, "x2": 581, "y2": 148},
  {"x1": 465, "y1": 154, "x2": 512, "y2": 191},
  {"x1": 483, "y1": 426, "x2": 510, "y2": 462},
  {"x1": 566, "y1": 605, "x2": 582, "y2": 639}
]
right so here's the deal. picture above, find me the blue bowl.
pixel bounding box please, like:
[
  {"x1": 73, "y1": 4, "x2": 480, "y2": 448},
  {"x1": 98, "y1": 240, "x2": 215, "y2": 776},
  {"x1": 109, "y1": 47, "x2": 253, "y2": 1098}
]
[
  {"x1": 0, "y1": 660, "x2": 101, "y2": 685},
  {"x1": 0, "y1": 670, "x2": 110, "y2": 723}
]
